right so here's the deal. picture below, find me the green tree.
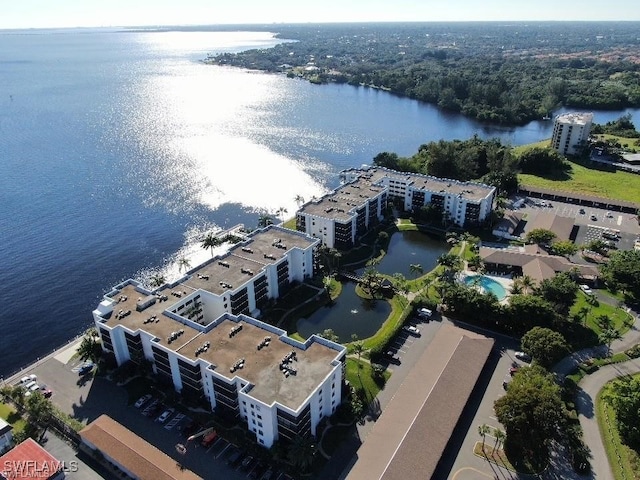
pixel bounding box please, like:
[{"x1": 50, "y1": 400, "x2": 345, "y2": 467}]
[
  {"x1": 600, "y1": 250, "x2": 640, "y2": 300},
  {"x1": 520, "y1": 327, "x2": 569, "y2": 369},
  {"x1": 177, "y1": 257, "x2": 191, "y2": 273},
  {"x1": 276, "y1": 207, "x2": 288, "y2": 224},
  {"x1": 536, "y1": 272, "x2": 579, "y2": 316},
  {"x1": 77, "y1": 327, "x2": 102, "y2": 364},
  {"x1": 525, "y1": 228, "x2": 557, "y2": 246},
  {"x1": 149, "y1": 273, "x2": 165, "y2": 288},
  {"x1": 494, "y1": 364, "x2": 566, "y2": 463},
  {"x1": 599, "y1": 328, "x2": 622, "y2": 356},
  {"x1": 287, "y1": 435, "x2": 317, "y2": 472},
  {"x1": 352, "y1": 341, "x2": 364, "y2": 360},
  {"x1": 550, "y1": 240, "x2": 579, "y2": 257},
  {"x1": 478, "y1": 423, "x2": 490, "y2": 448},
  {"x1": 318, "y1": 329, "x2": 340, "y2": 343},
  {"x1": 201, "y1": 232, "x2": 222, "y2": 256},
  {"x1": 493, "y1": 428, "x2": 506, "y2": 451},
  {"x1": 258, "y1": 214, "x2": 273, "y2": 227},
  {"x1": 505, "y1": 295, "x2": 558, "y2": 335},
  {"x1": 603, "y1": 375, "x2": 640, "y2": 449},
  {"x1": 409, "y1": 263, "x2": 423, "y2": 278},
  {"x1": 294, "y1": 194, "x2": 305, "y2": 208},
  {"x1": 518, "y1": 147, "x2": 568, "y2": 175}
]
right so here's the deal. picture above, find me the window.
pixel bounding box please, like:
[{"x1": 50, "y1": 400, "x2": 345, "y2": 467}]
[
  {"x1": 259, "y1": 439, "x2": 264, "y2": 445},
  {"x1": 259, "y1": 430, "x2": 263, "y2": 436},
  {"x1": 256, "y1": 405, "x2": 261, "y2": 411},
  {"x1": 258, "y1": 422, "x2": 262, "y2": 427},
  {"x1": 242, "y1": 401, "x2": 246, "y2": 405},
  {"x1": 257, "y1": 414, "x2": 262, "y2": 420},
  {"x1": 252, "y1": 419, "x2": 256, "y2": 425}
]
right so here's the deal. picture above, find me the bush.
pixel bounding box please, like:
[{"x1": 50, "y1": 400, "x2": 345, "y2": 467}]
[
  {"x1": 580, "y1": 362, "x2": 600, "y2": 374},
  {"x1": 625, "y1": 344, "x2": 640, "y2": 358}
]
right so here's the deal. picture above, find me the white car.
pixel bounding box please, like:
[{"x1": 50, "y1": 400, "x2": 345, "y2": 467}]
[
  {"x1": 417, "y1": 308, "x2": 433, "y2": 318},
  {"x1": 134, "y1": 394, "x2": 153, "y2": 408},
  {"x1": 20, "y1": 374, "x2": 37, "y2": 385},
  {"x1": 25, "y1": 383, "x2": 41, "y2": 397},
  {"x1": 580, "y1": 284, "x2": 592, "y2": 295},
  {"x1": 514, "y1": 351, "x2": 532, "y2": 362},
  {"x1": 403, "y1": 325, "x2": 421, "y2": 336},
  {"x1": 157, "y1": 408, "x2": 175, "y2": 423}
]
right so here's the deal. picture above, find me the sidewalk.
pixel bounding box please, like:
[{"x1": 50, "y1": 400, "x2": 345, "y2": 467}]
[{"x1": 553, "y1": 307, "x2": 640, "y2": 378}]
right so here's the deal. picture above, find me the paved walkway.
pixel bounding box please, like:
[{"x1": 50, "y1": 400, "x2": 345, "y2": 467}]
[{"x1": 551, "y1": 304, "x2": 640, "y2": 480}]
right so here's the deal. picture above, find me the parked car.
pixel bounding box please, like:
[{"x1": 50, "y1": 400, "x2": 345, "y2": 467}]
[
  {"x1": 25, "y1": 383, "x2": 41, "y2": 397},
  {"x1": 383, "y1": 350, "x2": 401, "y2": 364},
  {"x1": 403, "y1": 325, "x2": 420, "y2": 336},
  {"x1": 157, "y1": 407, "x2": 175, "y2": 423},
  {"x1": 580, "y1": 284, "x2": 593, "y2": 295},
  {"x1": 417, "y1": 307, "x2": 433, "y2": 319},
  {"x1": 201, "y1": 429, "x2": 218, "y2": 447},
  {"x1": 606, "y1": 211, "x2": 613, "y2": 218},
  {"x1": 134, "y1": 394, "x2": 152, "y2": 408},
  {"x1": 590, "y1": 214, "x2": 598, "y2": 221},
  {"x1": 23, "y1": 380, "x2": 37, "y2": 390},
  {"x1": 509, "y1": 366, "x2": 520, "y2": 376},
  {"x1": 240, "y1": 455, "x2": 255, "y2": 471},
  {"x1": 226, "y1": 447, "x2": 244, "y2": 467},
  {"x1": 39, "y1": 385, "x2": 53, "y2": 398},
  {"x1": 579, "y1": 208, "x2": 586, "y2": 214},
  {"x1": 78, "y1": 362, "x2": 94, "y2": 375},
  {"x1": 20, "y1": 374, "x2": 37, "y2": 385},
  {"x1": 514, "y1": 351, "x2": 532, "y2": 363}
]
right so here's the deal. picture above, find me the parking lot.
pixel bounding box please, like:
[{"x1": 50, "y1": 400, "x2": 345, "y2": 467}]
[
  {"x1": 509, "y1": 195, "x2": 640, "y2": 253},
  {"x1": 5, "y1": 343, "x2": 292, "y2": 480}
]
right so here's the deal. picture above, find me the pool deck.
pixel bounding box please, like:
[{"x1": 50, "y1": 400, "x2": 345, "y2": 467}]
[{"x1": 462, "y1": 271, "x2": 513, "y2": 303}]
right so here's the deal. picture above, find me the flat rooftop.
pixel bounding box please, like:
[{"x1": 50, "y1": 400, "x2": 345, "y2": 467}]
[
  {"x1": 344, "y1": 324, "x2": 494, "y2": 480},
  {"x1": 300, "y1": 176, "x2": 384, "y2": 222},
  {"x1": 178, "y1": 318, "x2": 342, "y2": 410},
  {"x1": 359, "y1": 167, "x2": 495, "y2": 202}
]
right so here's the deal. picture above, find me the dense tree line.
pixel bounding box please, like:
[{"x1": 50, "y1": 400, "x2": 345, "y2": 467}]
[
  {"x1": 206, "y1": 22, "x2": 640, "y2": 125},
  {"x1": 373, "y1": 136, "x2": 572, "y2": 193}
]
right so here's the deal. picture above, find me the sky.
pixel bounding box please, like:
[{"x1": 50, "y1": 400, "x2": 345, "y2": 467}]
[{"x1": 1, "y1": 0, "x2": 638, "y2": 30}]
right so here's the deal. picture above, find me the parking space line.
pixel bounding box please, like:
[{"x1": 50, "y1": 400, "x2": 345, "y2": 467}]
[{"x1": 618, "y1": 216, "x2": 623, "y2": 225}]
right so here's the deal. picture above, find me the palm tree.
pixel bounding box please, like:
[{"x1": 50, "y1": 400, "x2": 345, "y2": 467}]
[
  {"x1": 294, "y1": 195, "x2": 305, "y2": 208},
  {"x1": 352, "y1": 341, "x2": 364, "y2": 361},
  {"x1": 177, "y1": 257, "x2": 191, "y2": 273},
  {"x1": 409, "y1": 263, "x2": 423, "y2": 278},
  {"x1": 520, "y1": 275, "x2": 535, "y2": 294},
  {"x1": 493, "y1": 428, "x2": 506, "y2": 451},
  {"x1": 287, "y1": 435, "x2": 317, "y2": 472},
  {"x1": 258, "y1": 212, "x2": 274, "y2": 228},
  {"x1": 478, "y1": 424, "x2": 490, "y2": 449},
  {"x1": 149, "y1": 274, "x2": 165, "y2": 288},
  {"x1": 77, "y1": 328, "x2": 102, "y2": 364},
  {"x1": 599, "y1": 328, "x2": 621, "y2": 355},
  {"x1": 597, "y1": 314, "x2": 613, "y2": 330},
  {"x1": 276, "y1": 207, "x2": 288, "y2": 224},
  {"x1": 510, "y1": 282, "x2": 523, "y2": 295},
  {"x1": 577, "y1": 305, "x2": 590, "y2": 326},
  {"x1": 201, "y1": 232, "x2": 222, "y2": 256}
]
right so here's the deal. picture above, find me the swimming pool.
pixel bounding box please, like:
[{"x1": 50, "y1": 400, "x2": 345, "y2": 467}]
[{"x1": 463, "y1": 275, "x2": 507, "y2": 301}]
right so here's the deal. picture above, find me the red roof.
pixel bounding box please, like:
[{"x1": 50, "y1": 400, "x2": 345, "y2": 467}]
[{"x1": 0, "y1": 438, "x2": 62, "y2": 479}]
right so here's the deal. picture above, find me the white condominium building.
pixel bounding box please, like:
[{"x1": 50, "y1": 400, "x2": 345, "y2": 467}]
[
  {"x1": 551, "y1": 112, "x2": 594, "y2": 156},
  {"x1": 93, "y1": 225, "x2": 346, "y2": 448},
  {"x1": 295, "y1": 166, "x2": 495, "y2": 249}
]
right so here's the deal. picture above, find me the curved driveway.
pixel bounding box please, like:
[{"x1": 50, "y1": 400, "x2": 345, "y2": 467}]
[{"x1": 576, "y1": 358, "x2": 640, "y2": 480}]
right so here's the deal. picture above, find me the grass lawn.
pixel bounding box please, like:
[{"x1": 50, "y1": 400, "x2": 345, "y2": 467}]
[
  {"x1": 569, "y1": 293, "x2": 633, "y2": 337},
  {"x1": 519, "y1": 160, "x2": 640, "y2": 204},
  {"x1": 0, "y1": 402, "x2": 26, "y2": 434},
  {"x1": 512, "y1": 139, "x2": 552, "y2": 156},
  {"x1": 344, "y1": 358, "x2": 390, "y2": 402},
  {"x1": 593, "y1": 133, "x2": 640, "y2": 152},
  {"x1": 473, "y1": 441, "x2": 516, "y2": 472},
  {"x1": 597, "y1": 378, "x2": 640, "y2": 480}
]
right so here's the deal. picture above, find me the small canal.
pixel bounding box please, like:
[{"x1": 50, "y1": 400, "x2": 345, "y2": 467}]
[{"x1": 296, "y1": 230, "x2": 449, "y2": 342}]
